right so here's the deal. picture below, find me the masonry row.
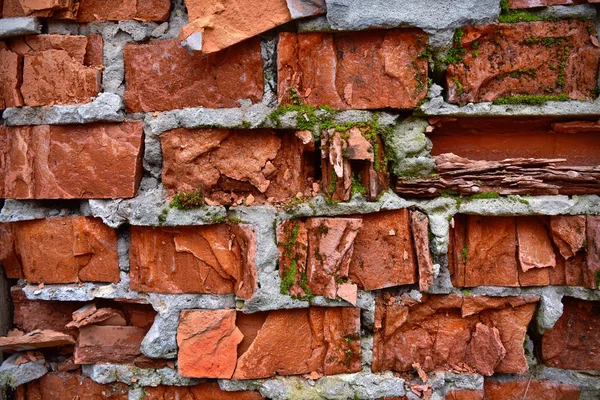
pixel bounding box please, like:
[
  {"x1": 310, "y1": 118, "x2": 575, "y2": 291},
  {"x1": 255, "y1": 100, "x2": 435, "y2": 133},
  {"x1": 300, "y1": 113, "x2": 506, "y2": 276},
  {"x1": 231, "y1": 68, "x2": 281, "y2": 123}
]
[
  {"x1": 1, "y1": 18, "x2": 599, "y2": 111},
  {"x1": 1, "y1": 119, "x2": 600, "y2": 200},
  {"x1": 2, "y1": 289, "x2": 599, "y2": 379},
  {"x1": 1, "y1": 212, "x2": 599, "y2": 294}
]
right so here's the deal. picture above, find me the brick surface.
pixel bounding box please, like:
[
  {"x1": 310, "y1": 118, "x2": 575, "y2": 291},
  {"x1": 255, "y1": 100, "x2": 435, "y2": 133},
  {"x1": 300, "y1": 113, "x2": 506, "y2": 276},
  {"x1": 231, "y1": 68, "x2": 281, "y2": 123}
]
[
  {"x1": 129, "y1": 224, "x2": 257, "y2": 299},
  {"x1": 76, "y1": 0, "x2": 171, "y2": 22},
  {"x1": 74, "y1": 325, "x2": 149, "y2": 365},
  {"x1": 161, "y1": 129, "x2": 316, "y2": 205},
  {"x1": 0, "y1": 217, "x2": 120, "y2": 284},
  {"x1": 278, "y1": 30, "x2": 428, "y2": 109},
  {"x1": 542, "y1": 298, "x2": 600, "y2": 370},
  {"x1": 373, "y1": 294, "x2": 538, "y2": 375},
  {"x1": 508, "y1": 0, "x2": 589, "y2": 8},
  {"x1": 142, "y1": 383, "x2": 263, "y2": 400},
  {"x1": 447, "y1": 21, "x2": 600, "y2": 103},
  {"x1": 124, "y1": 38, "x2": 263, "y2": 112},
  {"x1": 0, "y1": 45, "x2": 24, "y2": 109},
  {"x1": 484, "y1": 379, "x2": 580, "y2": 399},
  {"x1": 15, "y1": 372, "x2": 129, "y2": 399},
  {"x1": 0, "y1": 122, "x2": 143, "y2": 199}
]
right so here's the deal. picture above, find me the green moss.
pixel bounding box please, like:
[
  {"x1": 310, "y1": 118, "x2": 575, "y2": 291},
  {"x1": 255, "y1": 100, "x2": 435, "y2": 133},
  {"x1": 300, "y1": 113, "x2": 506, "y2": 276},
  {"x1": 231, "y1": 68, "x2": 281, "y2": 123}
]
[
  {"x1": 556, "y1": 46, "x2": 570, "y2": 88},
  {"x1": 227, "y1": 216, "x2": 246, "y2": 224},
  {"x1": 451, "y1": 77, "x2": 464, "y2": 95},
  {"x1": 462, "y1": 245, "x2": 468, "y2": 264},
  {"x1": 280, "y1": 259, "x2": 297, "y2": 295},
  {"x1": 328, "y1": 170, "x2": 339, "y2": 196},
  {"x1": 469, "y1": 191, "x2": 500, "y2": 200},
  {"x1": 241, "y1": 121, "x2": 251, "y2": 128},
  {"x1": 441, "y1": 29, "x2": 466, "y2": 64},
  {"x1": 507, "y1": 68, "x2": 537, "y2": 79},
  {"x1": 170, "y1": 190, "x2": 205, "y2": 210},
  {"x1": 157, "y1": 208, "x2": 169, "y2": 225},
  {"x1": 351, "y1": 174, "x2": 368, "y2": 196},
  {"x1": 493, "y1": 93, "x2": 570, "y2": 105}
]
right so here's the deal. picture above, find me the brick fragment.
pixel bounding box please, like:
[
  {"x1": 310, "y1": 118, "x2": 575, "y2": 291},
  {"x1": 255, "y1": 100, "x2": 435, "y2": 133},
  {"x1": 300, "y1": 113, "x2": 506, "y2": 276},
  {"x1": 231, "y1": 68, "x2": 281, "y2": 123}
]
[
  {"x1": 411, "y1": 210, "x2": 434, "y2": 291},
  {"x1": 0, "y1": 330, "x2": 74, "y2": 352},
  {"x1": 2, "y1": 0, "x2": 76, "y2": 18},
  {"x1": 0, "y1": 122, "x2": 143, "y2": 199},
  {"x1": 372, "y1": 294, "x2": 538, "y2": 375},
  {"x1": 74, "y1": 325, "x2": 149, "y2": 365},
  {"x1": 447, "y1": 21, "x2": 600, "y2": 103},
  {"x1": 17, "y1": 372, "x2": 129, "y2": 399},
  {"x1": 549, "y1": 215, "x2": 586, "y2": 260},
  {"x1": 161, "y1": 129, "x2": 316, "y2": 205},
  {"x1": 129, "y1": 224, "x2": 257, "y2": 299},
  {"x1": 542, "y1": 298, "x2": 600, "y2": 370},
  {"x1": 0, "y1": 46, "x2": 24, "y2": 109},
  {"x1": 278, "y1": 30, "x2": 428, "y2": 109},
  {"x1": 509, "y1": 0, "x2": 589, "y2": 8},
  {"x1": 142, "y1": 383, "x2": 263, "y2": 400},
  {"x1": 445, "y1": 390, "x2": 484, "y2": 400},
  {"x1": 0, "y1": 217, "x2": 120, "y2": 284},
  {"x1": 586, "y1": 215, "x2": 600, "y2": 289},
  {"x1": 76, "y1": 0, "x2": 171, "y2": 22},
  {"x1": 124, "y1": 38, "x2": 263, "y2": 112},
  {"x1": 484, "y1": 379, "x2": 581, "y2": 399}
]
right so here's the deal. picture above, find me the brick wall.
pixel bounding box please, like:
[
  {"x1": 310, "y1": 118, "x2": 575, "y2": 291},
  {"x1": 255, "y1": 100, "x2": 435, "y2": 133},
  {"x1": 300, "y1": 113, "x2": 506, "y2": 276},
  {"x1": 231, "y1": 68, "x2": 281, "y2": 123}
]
[{"x1": 0, "y1": 0, "x2": 599, "y2": 399}]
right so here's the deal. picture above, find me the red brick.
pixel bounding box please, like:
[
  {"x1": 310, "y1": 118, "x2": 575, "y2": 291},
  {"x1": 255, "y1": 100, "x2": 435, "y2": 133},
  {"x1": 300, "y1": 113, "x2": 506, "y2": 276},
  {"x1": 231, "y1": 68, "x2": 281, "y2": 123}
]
[
  {"x1": 542, "y1": 298, "x2": 600, "y2": 370},
  {"x1": 129, "y1": 224, "x2": 257, "y2": 299},
  {"x1": 76, "y1": 0, "x2": 171, "y2": 22},
  {"x1": 2, "y1": 0, "x2": 75, "y2": 17},
  {"x1": 232, "y1": 307, "x2": 361, "y2": 379},
  {"x1": 447, "y1": 21, "x2": 600, "y2": 103},
  {"x1": 372, "y1": 294, "x2": 538, "y2": 375},
  {"x1": 445, "y1": 390, "x2": 484, "y2": 400},
  {"x1": 0, "y1": 329, "x2": 75, "y2": 352},
  {"x1": 124, "y1": 38, "x2": 263, "y2": 112},
  {"x1": 411, "y1": 210, "x2": 434, "y2": 291},
  {"x1": 278, "y1": 30, "x2": 428, "y2": 110},
  {"x1": 17, "y1": 372, "x2": 129, "y2": 399},
  {"x1": 177, "y1": 310, "x2": 244, "y2": 379},
  {"x1": 349, "y1": 210, "x2": 417, "y2": 290},
  {"x1": 0, "y1": 122, "x2": 143, "y2": 199},
  {"x1": 429, "y1": 118, "x2": 600, "y2": 168},
  {"x1": 0, "y1": 217, "x2": 120, "y2": 284},
  {"x1": 0, "y1": 46, "x2": 24, "y2": 109},
  {"x1": 143, "y1": 383, "x2": 263, "y2": 400},
  {"x1": 74, "y1": 325, "x2": 151, "y2": 365},
  {"x1": 508, "y1": 0, "x2": 589, "y2": 8},
  {"x1": 181, "y1": 0, "x2": 292, "y2": 54},
  {"x1": 586, "y1": 215, "x2": 600, "y2": 289},
  {"x1": 161, "y1": 129, "x2": 316, "y2": 206},
  {"x1": 484, "y1": 379, "x2": 580, "y2": 400}
]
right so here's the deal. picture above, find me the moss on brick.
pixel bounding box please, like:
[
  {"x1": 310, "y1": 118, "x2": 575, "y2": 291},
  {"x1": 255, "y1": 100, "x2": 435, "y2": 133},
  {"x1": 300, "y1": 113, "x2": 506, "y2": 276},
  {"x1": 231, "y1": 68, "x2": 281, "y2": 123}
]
[{"x1": 493, "y1": 93, "x2": 570, "y2": 105}]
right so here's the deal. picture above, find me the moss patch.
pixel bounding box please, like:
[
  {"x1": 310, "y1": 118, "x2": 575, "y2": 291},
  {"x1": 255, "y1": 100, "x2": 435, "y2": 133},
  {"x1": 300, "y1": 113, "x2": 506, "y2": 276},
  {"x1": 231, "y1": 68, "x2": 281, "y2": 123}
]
[
  {"x1": 493, "y1": 93, "x2": 570, "y2": 105},
  {"x1": 170, "y1": 190, "x2": 205, "y2": 210}
]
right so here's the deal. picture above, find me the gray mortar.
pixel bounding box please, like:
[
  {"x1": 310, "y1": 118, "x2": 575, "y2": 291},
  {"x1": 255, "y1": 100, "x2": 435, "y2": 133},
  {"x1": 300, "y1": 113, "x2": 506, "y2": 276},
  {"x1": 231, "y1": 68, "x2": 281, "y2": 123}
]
[
  {"x1": 422, "y1": 85, "x2": 600, "y2": 117},
  {"x1": 525, "y1": 4, "x2": 597, "y2": 20},
  {"x1": 0, "y1": 353, "x2": 47, "y2": 388},
  {"x1": 383, "y1": 118, "x2": 435, "y2": 178},
  {"x1": 261, "y1": 34, "x2": 279, "y2": 107},
  {"x1": 0, "y1": 17, "x2": 41, "y2": 38},
  {"x1": 536, "y1": 290, "x2": 564, "y2": 334},
  {"x1": 2, "y1": 93, "x2": 124, "y2": 126},
  {"x1": 83, "y1": 363, "x2": 200, "y2": 387},
  {"x1": 325, "y1": 0, "x2": 500, "y2": 31},
  {"x1": 88, "y1": 178, "x2": 227, "y2": 228},
  {"x1": 297, "y1": 16, "x2": 335, "y2": 32},
  {"x1": 141, "y1": 293, "x2": 236, "y2": 359},
  {"x1": 0, "y1": 199, "x2": 89, "y2": 222},
  {"x1": 117, "y1": 229, "x2": 131, "y2": 272}
]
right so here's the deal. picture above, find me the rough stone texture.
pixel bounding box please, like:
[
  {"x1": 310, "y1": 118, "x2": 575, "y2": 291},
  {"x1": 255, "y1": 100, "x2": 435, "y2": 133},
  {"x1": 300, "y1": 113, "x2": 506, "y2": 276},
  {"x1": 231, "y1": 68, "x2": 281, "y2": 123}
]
[
  {"x1": 142, "y1": 383, "x2": 264, "y2": 400},
  {"x1": 0, "y1": 122, "x2": 143, "y2": 199},
  {"x1": 447, "y1": 21, "x2": 600, "y2": 103},
  {"x1": 372, "y1": 294, "x2": 538, "y2": 375},
  {"x1": 2, "y1": 0, "x2": 77, "y2": 18},
  {"x1": 0, "y1": 217, "x2": 120, "y2": 284},
  {"x1": 129, "y1": 224, "x2": 257, "y2": 299},
  {"x1": 161, "y1": 129, "x2": 316, "y2": 206},
  {"x1": 0, "y1": 17, "x2": 41, "y2": 39},
  {"x1": 542, "y1": 297, "x2": 600, "y2": 370},
  {"x1": 411, "y1": 210, "x2": 434, "y2": 291},
  {"x1": 15, "y1": 372, "x2": 129, "y2": 399},
  {"x1": 177, "y1": 310, "x2": 243, "y2": 379},
  {"x1": 350, "y1": 210, "x2": 418, "y2": 290},
  {"x1": 517, "y1": 216, "x2": 556, "y2": 273},
  {"x1": 586, "y1": 216, "x2": 600, "y2": 289},
  {"x1": 232, "y1": 307, "x2": 361, "y2": 379},
  {"x1": 124, "y1": 38, "x2": 263, "y2": 112},
  {"x1": 324, "y1": 0, "x2": 500, "y2": 31},
  {"x1": 76, "y1": 0, "x2": 171, "y2": 22},
  {"x1": 278, "y1": 30, "x2": 428, "y2": 109},
  {"x1": 483, "y1": 379, "x2": 581, "y2": 399},
  {"x1": 0, "y1": 46, "x2": 24, "y2": 109},
  {"x1": 180, "y1": 0, "x2": 324, "y2": 54},
  {"x1": 0, "y1": 353, "x2": 48, "y2": 389},
  {"x1": 549, "y1": 215, "x2": 587, "y2": 259},
  {"x1": 0, "y1": 330, "x2": 74, "y2": 352}
]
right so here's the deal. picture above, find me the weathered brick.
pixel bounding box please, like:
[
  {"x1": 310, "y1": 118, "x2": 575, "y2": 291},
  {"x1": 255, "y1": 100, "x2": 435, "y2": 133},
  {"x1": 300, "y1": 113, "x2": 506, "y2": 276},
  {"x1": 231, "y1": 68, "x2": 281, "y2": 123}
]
[
  {"x1": 278, "y1": 30, "x2": 428, "y2": 109},
  {"x1": 279, "y1": 211, "x2": 424, "y2": 301},
  {"x1": 450, "y1": 215, "x2": 596, "y2": 288},
  {"x1": 15, "y1": 372, "x2": 129, "y2": 399},
  {"x1": 508, "y1": 0, "x2": 590, "y2": 8},
  {"x1": 129, "y1": 224, "x2": 257, "y2": 299},
  {"x1": 142, "y1": 383, "x2": 263, "y2": 400},
  {"x1": 447, "y1": 21, "x2": 600, "y2": 103},
  {"x1": 542, "y1": 297, "x2": 600, "y2": 370},
  {"x1": 372, "y1": 294, "x2": 538, "y2": 375},
  {"x1": 483, "y1": 379, "x2": 580, "y2": 399},
  {"x1": 161, "y1": 129, "x2": 316, "y2": 206},
  {"x1": 2, "y1": 0, "x2": 75, "y2": 18},
  {"x1": 180, "y1": 0, "x2": 324, "y2": 54},
  {"x1": 0, "y1": 45, "x2": 24, "y2": 109},
  {"x1": 0, "y1": 122, "x2": 143, "y2": 199},
  {"x1": 76, "y1": 0, "x2": 171, "y2": 22},
  {"x1": 124, "y1": 38, "x2": 263, "y2": 112},
  {"x1": 0, "y1": 217, "x2": 120, "y2": 284},
  {"x1": 74, "y1": 325, "x2": 150, "y2": 365},
  {"x1": 445, "y1": 390, "x2": 484, "y2": 400}
]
